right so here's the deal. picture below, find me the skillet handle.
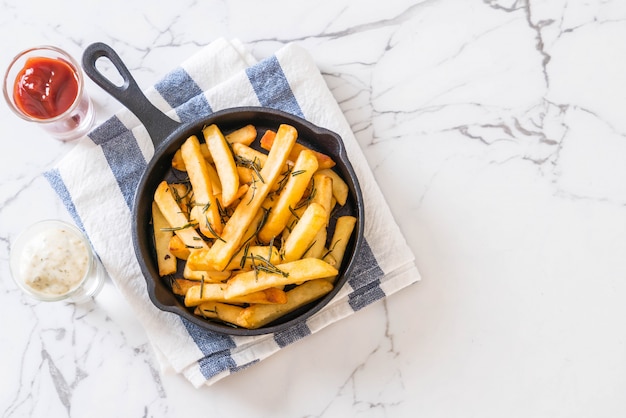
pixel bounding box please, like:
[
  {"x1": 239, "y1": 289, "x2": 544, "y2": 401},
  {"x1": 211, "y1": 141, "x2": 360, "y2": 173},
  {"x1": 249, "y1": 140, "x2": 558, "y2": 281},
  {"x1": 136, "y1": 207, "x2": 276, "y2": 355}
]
[{"x1": 81, "y1": 42, "x2": 181, "y2": 148}]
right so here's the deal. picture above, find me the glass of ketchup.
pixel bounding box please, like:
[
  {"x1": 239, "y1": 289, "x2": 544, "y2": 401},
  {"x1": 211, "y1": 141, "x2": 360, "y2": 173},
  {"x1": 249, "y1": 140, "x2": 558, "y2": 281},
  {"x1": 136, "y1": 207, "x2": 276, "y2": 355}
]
[{"x1": 3, "y1": 46, "x2": 95, "y2": 142}]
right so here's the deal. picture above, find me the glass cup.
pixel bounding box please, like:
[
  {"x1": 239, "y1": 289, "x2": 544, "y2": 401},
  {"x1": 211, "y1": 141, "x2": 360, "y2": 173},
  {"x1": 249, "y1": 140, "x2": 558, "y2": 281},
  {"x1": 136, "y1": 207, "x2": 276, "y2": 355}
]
[
  {"x1": 9, "y1": 220, "x2": 107, "y2": 303},
  {"x1": 3, "y1": 46, "x2": 95, "y2": 142}
]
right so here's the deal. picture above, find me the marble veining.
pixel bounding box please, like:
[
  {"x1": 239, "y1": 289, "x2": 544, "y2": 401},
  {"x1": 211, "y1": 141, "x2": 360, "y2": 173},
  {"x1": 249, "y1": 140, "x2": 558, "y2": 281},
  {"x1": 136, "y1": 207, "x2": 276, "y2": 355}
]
[{"x1": 2, "y1": 0, "x2": 626, "y2": 417}]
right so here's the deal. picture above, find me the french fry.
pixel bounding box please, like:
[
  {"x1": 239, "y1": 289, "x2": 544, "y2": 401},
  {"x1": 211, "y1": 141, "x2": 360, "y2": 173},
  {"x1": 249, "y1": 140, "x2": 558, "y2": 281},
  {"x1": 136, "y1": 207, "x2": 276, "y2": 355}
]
[
  {"x1": 169, "y1": 183, "x2": 192, "y2": 216},
  {"x1": 154, "y1": 181, "x2": 209, "y2": 250},
  {"x1": 216, "y1": 184, "x2": 248, "y2": 208},
  {"x1": 224, "y1": 258, "x2": 337, "y2": 299},
  {"x1": 225, "y1": 124, "x2": 257, "y2": 146},
  {"x1": 191, "y1": 124, "x2": 298, "y2": 271},
  {"x1": 238, "y1": 279, "x2": 334, "y2": 329},
  {"x1": 171, "y1": 278, "x2": 199, "y2": 296},
  {"x1": 232, "y1": 142, "x2": 268, "y2": 168},
  {"x1": 258, "y1": 150, "x2": 319, "y2": 243},
  {"x1": 180, "y1": 135, "x2": 222, "y2": 238},
  {"x1": 260, "y1": 129, "x2": 336, "y2": 169},
  {"x1": 184, "y1": 283, "x2": 287, "y2": 307},
  {"x1": 323, "y1": 215, "x2": 357, "y2": 281},
  {"x1": 152, "y1": 202, "x2": 177, "y2": 276},
  {"x1": 282, "y1": 203, "x2": 327, "y2": 262},
  {"x1": 183, "y1": 261, "x2": 232, "y2": 282},
  {"x1": 194, "y1": 301, "x2": 247, "y2": 327},
  {"x1": 172, "y1": 142, "x2": 213, "y2": 171},
  {"x1": 315, "y1": 168, "x2": 349, "y2": 206},
  {"x1": 303, "y1": 228, "x2": 326, "y2": 260},
  {"x1": 203, "y1": 124, "x2": 240, "y2": 207},
  {"x1": 168, "y1": 235, "x2": 191, "y2": 260}
]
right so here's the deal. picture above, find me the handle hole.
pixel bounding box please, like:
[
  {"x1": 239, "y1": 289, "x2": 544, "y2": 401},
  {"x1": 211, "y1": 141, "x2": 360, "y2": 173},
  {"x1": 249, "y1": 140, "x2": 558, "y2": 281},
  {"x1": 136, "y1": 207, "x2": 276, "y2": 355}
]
[{"x1": 94, "y1": 56, "x2": 126, "y2": 88}]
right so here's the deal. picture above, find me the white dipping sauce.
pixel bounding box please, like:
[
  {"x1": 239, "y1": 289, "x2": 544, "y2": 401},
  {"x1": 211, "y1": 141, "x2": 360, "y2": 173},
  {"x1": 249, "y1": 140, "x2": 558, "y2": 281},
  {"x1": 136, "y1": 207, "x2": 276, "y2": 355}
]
[{"x1": 18, "y1": 227, "x2": 89, "y2": 297}]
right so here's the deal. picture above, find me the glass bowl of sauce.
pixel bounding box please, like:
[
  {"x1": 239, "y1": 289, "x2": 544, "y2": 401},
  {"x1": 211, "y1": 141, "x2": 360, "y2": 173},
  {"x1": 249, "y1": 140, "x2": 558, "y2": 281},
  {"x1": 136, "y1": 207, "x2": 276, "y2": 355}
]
[
  {"x1": 9, "y1": 220, "x2": 106, "y2": 303},
  {"x1": 3, "y1": 46, "x2": 95, "y2": 142}
]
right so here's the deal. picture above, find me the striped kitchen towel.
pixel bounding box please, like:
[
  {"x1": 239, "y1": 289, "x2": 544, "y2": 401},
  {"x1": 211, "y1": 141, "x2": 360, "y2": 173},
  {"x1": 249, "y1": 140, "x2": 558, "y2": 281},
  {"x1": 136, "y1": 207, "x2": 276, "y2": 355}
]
[{"x1": 44, "y1": 38, "x2": 420, "y2": 387}]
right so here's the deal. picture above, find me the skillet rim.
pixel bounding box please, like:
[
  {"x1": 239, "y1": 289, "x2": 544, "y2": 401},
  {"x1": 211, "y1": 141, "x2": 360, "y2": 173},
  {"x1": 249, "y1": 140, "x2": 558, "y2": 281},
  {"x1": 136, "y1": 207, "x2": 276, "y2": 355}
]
[{"x1": 132, "y1": 106, "x2": 364, "y2": 336}]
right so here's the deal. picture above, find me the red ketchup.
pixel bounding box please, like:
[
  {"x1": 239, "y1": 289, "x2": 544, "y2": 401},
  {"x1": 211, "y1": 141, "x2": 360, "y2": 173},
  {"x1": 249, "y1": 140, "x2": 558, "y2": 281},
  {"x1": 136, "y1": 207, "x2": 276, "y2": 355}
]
[{"x1": 13, "y1": 56, "x2": 79, "y2": 119}]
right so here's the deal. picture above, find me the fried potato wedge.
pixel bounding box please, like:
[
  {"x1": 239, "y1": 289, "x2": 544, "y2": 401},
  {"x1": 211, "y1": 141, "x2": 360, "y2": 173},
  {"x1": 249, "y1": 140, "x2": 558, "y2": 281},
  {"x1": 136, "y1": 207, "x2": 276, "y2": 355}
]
[
  {"x1": 168, "y1": 235, "x2": 191, "y2": 260},
  {"x1": 224, "y1": 258, "x2": 337, "y2": 299},
  {"x1": 181, "y1": 135, "x2": 222, "y2": 238},
  {"x1": 154, "y1": 181, "x2": 209, "y2": 250},
  {"x1": 257, "y1": 149, "x2": 319, "y2": 243},
  {"x1": 203, "y1": 124, "x2": 240, "y2": 207},
  {"x1": 238, "y1": 279, "x2": 334, "y2": 329},
  {"x1": 323, "y1": 215, "x2": 357, "y2": 282},
  {"x1": 282, "y1": 202, "x2": 327, "y2": 262},
  {"x1": 185, "y1": 283, "x2": 287, "y2": 307},
  {"x1": 152, "y1": 202, "x2": 177, "y2": 276},
  {"x1": 194, "y1": 301, "x2": 247, "y2": 327}
]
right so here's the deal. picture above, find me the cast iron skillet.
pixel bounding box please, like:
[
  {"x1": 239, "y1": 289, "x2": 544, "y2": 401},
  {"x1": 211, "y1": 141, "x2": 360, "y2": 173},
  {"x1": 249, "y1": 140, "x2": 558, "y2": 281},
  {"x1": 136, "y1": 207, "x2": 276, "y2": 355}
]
[{"x1": 81, "y1": 42, "x2": 364, "y2": 336}]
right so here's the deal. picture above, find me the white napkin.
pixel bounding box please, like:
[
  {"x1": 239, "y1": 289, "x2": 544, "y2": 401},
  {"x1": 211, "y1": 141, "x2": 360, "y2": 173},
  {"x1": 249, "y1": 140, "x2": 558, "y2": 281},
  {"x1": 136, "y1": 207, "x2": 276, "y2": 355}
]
[{"x1": 45, "y1": 38, "x2": 420, "y2": 387}]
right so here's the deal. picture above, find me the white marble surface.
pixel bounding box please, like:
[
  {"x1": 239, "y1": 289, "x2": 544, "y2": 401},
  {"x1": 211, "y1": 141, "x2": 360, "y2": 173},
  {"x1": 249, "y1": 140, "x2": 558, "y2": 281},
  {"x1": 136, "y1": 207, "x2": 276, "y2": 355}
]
[{"x1": 2, "y1": 0, "x2": 626, "y2": 416}]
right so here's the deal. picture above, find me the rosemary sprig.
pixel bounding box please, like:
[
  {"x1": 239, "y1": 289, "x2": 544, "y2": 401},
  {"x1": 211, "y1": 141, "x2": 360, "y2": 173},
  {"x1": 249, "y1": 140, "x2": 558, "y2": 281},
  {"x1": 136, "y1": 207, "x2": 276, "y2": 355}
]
[
  {"x1": 322, "y1": 239, "x2": 342, "y2": 259},
  {"x1": 204, "y1": 214, "x2": 225, "y2": 243},
  {"x1": 236, "y1": 155, "x2": 265, "y2": 184},
  {"x1": 160, "y1": 222, "x2": 197, "y2": 232}
]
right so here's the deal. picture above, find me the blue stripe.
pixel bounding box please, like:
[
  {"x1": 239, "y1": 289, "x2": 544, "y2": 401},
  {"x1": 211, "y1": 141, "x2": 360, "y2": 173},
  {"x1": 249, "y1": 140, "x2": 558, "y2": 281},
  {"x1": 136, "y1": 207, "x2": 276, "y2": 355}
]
[
  {"x1": 176, "y1": 94, "x2": 213, "y2": 124},
  {"x1": 155, "y1": 67, "x2": 204, "y2": 109},
  {"x1": 347, "y1": 240, "x2": 385, "y2": 310},
  {"x1": 43, "y1": 168, "x2": 86, "y2": 233},
  {"x1": 89, "y1": 116, "x2": 146, "y2": 210},
  {"x1": 197, "y1": 350, "x2": 237, "y2": 380},
  {"x1": 246, "y1": 56, "x2": 304, "y2": 118},
  {"x1": 273, "y1": 321, "x2": 311, "y2": 348},
  {"x1": 181, "y1": 319, "x2": 236, "y2": 355}
]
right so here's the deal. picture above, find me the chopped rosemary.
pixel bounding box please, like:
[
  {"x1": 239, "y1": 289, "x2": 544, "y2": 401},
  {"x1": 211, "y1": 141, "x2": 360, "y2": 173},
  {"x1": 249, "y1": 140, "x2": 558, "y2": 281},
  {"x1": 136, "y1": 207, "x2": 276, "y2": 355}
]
[
  {"x1": 204, "y1": 215, "x2": 225, "y2": 243},
  {"x1": 236, "y1": 155, "x2": 265, "y2": 184},
  {"x1": 322, "y1": 239, "x2": 342, "y2": 259},
  {"x1": 160, "y1": 222, "x2": 197, "y2": 232}
]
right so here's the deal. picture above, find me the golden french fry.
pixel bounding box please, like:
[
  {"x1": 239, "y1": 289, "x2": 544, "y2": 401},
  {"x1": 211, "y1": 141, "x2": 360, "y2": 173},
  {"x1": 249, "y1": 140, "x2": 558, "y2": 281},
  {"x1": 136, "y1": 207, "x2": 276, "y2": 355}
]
[
  {"x1": 171, "y1": 278, "x2": 199, "y2": 296},
  {"x1": 260, "y1": 129, "x2": 336, "y2": 169},
  {"x1": 168, "y1": 235, "x2": 191, "y2": 260},
  {"x1": 194, "y1": 301, "x2": 247, "y2": 327},
  {"x1": 154, "y1": 181, "x2": 209, "y2": 250},
  {"x1": 316, "y1": 168, "x2": 349, "y2": 206},
  {"x1": 184, "y1": 283, "x2": 287, "y2": 307},
  {"x1": 232, "y1": 142, "x2": 268, "y2": 167},
  {"x1": 258, "y1": 150, "x2": 319, "y2": 243},
  {"x1": 224, "y1": 258, "x2": 337, "y2": 299},
  {"x1": 216, "y1": 184, "x2": 248, "y2": 208},
  {"x1": 282, "y1": 202, "x2": 327, "y2": 262},
  {"x1": 203, "y1": 124, "x2": 240, "y2": 207},
  {"x1": 192, "y1": 124, "x2": 298, "y2": 271},
  {"x1": 152, "y1": 202, "x2": 177, "y2": 276},
  {"x1": 183, "y1": 261, "x2": 232, "y2": 282},
  {"x1": 303, "y1": 228, "x2": 327, "y2": 260},
  {"x1": 169, "y1": 183, "x2": 192, "y2": 217},
  {"x1": 172, "y1": 142, "x2": 213, "y2": 171},
  {"x1": 311, "y1": 173, "x2": 333, "y2": 219},
  {"x1": 323, "y1": 215, "x2": 357, "y2": 281},
  {"x1": 238, "y1": 279, "x2": 334, "y2": 329},
  {"x1": 225, "y1": 124, "x2": 257, "y2": 146},
  {"x1": 181, "y1": 135, "x2": 222, "y2": 238}
]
